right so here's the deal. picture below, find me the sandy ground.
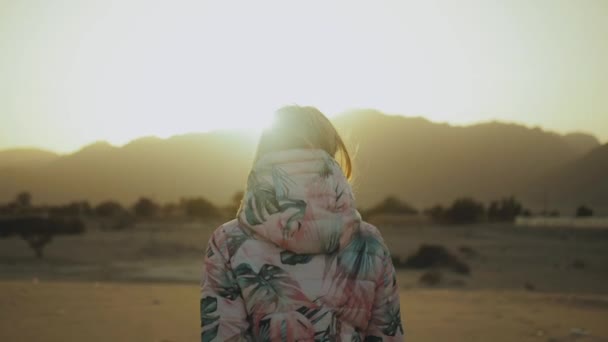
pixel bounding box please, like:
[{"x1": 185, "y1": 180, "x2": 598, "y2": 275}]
[
  {"x1": 1, "y1": 279, "x2": 607, "y2": 342},
  {"x1": 1, "y1": 220, "x2": 607, "y2": 341}
]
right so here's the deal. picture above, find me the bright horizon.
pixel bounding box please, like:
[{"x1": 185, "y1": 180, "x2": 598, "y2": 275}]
[
  {"x1": 0, "y1": 113, "x2": 602, "y2": 156},
  {"x1": 1, "y1": 0, "x2": 607, "y2": 154}
]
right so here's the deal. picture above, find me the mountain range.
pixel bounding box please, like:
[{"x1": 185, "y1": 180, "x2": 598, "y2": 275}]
[{"x1": 1, "y1": 110, "x2": 606, "y2": 215}]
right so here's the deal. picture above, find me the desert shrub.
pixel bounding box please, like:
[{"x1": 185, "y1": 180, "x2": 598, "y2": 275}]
[
  {"x1": 402, "y1": 244, "x2": 470, "y2": 275},
  {"x1": 49, "y1": 201, "x2": 93, "y2": 217},
  {"x1": 132, "y1": 197, "x2": 160, "y2": 218},
  {"x1": 425, "y1": 197, "x2": 485, "y2": 224},
  {"x1": 0, "y1": 202, "x2": 19, "y2": 216},
  {"x1": 423, "y1": 205, "x2": 445, "y2": 221},
  {"x1": 95, "y1": 201, "x2": 126, "y2": 217},
  {"x1": 540, "y1": 210, "x2": 560, "y2": 217},
  {"x1": 94, "y1": 201, "x2": 134, "y2": 230},
  {"x1": 446, "y1": 198, "x2": 485, "y2": 224},
  {"x1": 15, "y1": 191, "x2": 32, "y2": 208},
  {"x1": 99, "y1": 213, "x2": 135, "y2": 231},
  {"x1": 0, "y1": 216, "x2": 85, "y2": 258},
  {"x1": 363, "y1": 195, "x2": 418, "y2": 219},
  {"x1": 180, "y1": 197, "x2": 221, "y2": 219},
  {"x1": 1, "y1": 191, "x2": 33, "y2": 215},
  {"x1": 576, "y1": 205, "x2": 593, "y2": 217},
  {"x1": 161, "y1": 202, "x2": 180, "y2": 217},
  {"x1": 488, "y1": 196, "x2": 524, "y2": 222}
]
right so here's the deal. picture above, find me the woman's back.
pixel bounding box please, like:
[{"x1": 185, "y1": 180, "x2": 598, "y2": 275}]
[{"x1": 201, "y1": 148, "x2": 404, "y2": 341}]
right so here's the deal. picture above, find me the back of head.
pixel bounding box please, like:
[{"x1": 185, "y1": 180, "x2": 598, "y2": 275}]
[
  {"x1": 254, "y1": 105, "x2": 352, "y2": 180},
  {"x1": 237, "y1": 105, "x2": 360, "y2": 254}
]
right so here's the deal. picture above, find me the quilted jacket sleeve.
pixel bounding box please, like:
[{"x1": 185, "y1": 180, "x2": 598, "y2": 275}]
[
  {"x1": 200, "y1": 227, "x2": 251, "y2": 342},
  {"x1": 365, "y1": 241, "x2": 405, "y2": 341}
]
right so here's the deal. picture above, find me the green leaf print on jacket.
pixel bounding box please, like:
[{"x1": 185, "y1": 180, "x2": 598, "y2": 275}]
[
  {"x1": 380, "y1": 299, "x2": 404, "y2": 337},
  {"x1": 205, "y1": 243, "x2": 214, "y2": 258},
  {"x1": 315, "y1": 311, "x2": 341, "y2": 341},
  {"x1": 200, "y1": 296, "x2": 219, "y2": 325},
  {"x1": 256, "y1": 311, "x2": 316, "y2": 341},
  {"x1": 243, "y1": 171, "x2": 280, "y2": 226},
  {"x1": 317, "y1": 224, "x2": 397, "y2": 331},
  {"x1": 224, "y1": 228, "x2": 250, "y2": 257},
  {"x1": 337, "y1": 227, "x2": 385, "y2": 281},
  {"x1": 272, "y1": 166, "x2": 309, "y2": 234},
  {"x1": 200, "y1": 296, "x2": 219, "y2": 342},
  {"x1": 296, "y1": 301, "x2": 330, "y2": 327},
  {"x1": 271, "y1": 165, "x2": 294, "y2": 199},
  {"x1": 375, "y1": 271, "x2": 405, "y2": 337},
  {"x1": 202, "y1": 228, "x2": 249, "y2": 302},
  {"x1": 280, "y1": 250, "x2": 313, "y2": 265},
  {"x1": 256, "y1": 317, "x2": 272, "y2": 341},
  {"x1": 234, "y1": 263, "x2": 314, "y2": 316},
  {"x1": 242, "y1": 166, "x2": 308, "y2": 232}
]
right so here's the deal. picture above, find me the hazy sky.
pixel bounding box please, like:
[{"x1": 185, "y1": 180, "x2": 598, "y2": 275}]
[{"x1": 1, "y1": 0, "x2": 607, "y2": 153}]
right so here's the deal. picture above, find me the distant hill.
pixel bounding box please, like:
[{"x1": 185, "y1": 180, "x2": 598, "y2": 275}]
[
  {"x1": 0, "y1": 132, "x2": 256, "y2": 207},
  {"x1": 332, "y1": 110, "x2": 604, "y2": 213},
  {"x1": 0, "y1": 111, "x2": 605, "y2": 214},
  {"x1": 562, "y1": 133, "x2": 601, "y2": 156},
  {"x1": 524, "y1": 143, "x2": 608, "y2": 215},
  {"x1": 0, "y1": 148, "x2": 59, "y2": 169}
]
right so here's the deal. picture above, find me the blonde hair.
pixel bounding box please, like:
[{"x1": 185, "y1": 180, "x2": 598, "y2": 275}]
[{"x1": 254, "y1": 105, "x2": 352, "y2": 180}]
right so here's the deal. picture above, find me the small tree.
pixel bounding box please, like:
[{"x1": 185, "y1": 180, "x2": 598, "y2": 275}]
[
  {"x1": 6, "y1": 191, "x2": 34, "y2": 215},
  {"x1": 132, "y1": 197, "x2": 160, "y2": 218},
  {"x1": 576, "y1": 205, "x2": 593, "y2": 217},
  {"x1": 161, "y1": 202, "x2": 179, "y2": 217},
  {"x1": 180, "y1": 197, "x2": 221, "y2": 219},
  {"x1": 488, "y1": 196, "x2": 524, "y2": 222},
  {"x1": 16, "y1": 191, "x2": 32, "y2": 208},
  {"x1": 49, "y1": 201, "x2": 93, "y2": 217},
  {"x1": 0, "y1": 217, "x2": 85, "y2": 258},
  {"x1": 94, "y1": 200, "x2": 134, "y2": 230},
  {"x1": 540, "y1": 208, "x2": 561, "y2": 217},
  {"x1": 445, "y1": 197, "x2": 485, "y2": 224},
  {"x1": 95, "y1": 201, "x2": 126, "y2": 217},
  {"x1": 424, "y1": 205, "x2": 445, "y2": 221},
  {"x1": 364, "y1": 195, "x2": 418, "y2": 218}
]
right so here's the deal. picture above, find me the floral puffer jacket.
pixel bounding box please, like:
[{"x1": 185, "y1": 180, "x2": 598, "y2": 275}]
[{"x1": 200, "y1": 149, "x2": 404, "y2": 341}]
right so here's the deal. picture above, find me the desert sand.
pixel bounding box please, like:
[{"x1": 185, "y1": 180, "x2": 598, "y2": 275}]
[
  {"x1": 1, "y1": 221, "x2": 607, "y2": 341},
  {"x1": 1, "y1": 279, "x2": 607, "y2": 342}
]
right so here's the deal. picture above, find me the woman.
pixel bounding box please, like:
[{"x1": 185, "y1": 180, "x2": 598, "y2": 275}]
[{"x1": 200, "y1": 105, "x2": 404, "y2": 341}]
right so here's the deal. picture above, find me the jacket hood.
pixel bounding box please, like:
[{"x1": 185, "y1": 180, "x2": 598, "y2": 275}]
[{"x1": 236, "y1": 148, "x2": 361, "y2": 254}]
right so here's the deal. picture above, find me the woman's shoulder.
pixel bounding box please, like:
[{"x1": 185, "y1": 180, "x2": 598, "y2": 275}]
[
  {"x1": 212, "y1": 218, "x2": 242, "y2": 236},
  {"x1": 358, "y1": 220, "x2": 386, "y2": 242},
  {"x1": 349, "y1": 220, "x2": 392, "y2": 257},
  {"x1": 206, "y1": 219, "x2": 252, "y2": 258}
]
